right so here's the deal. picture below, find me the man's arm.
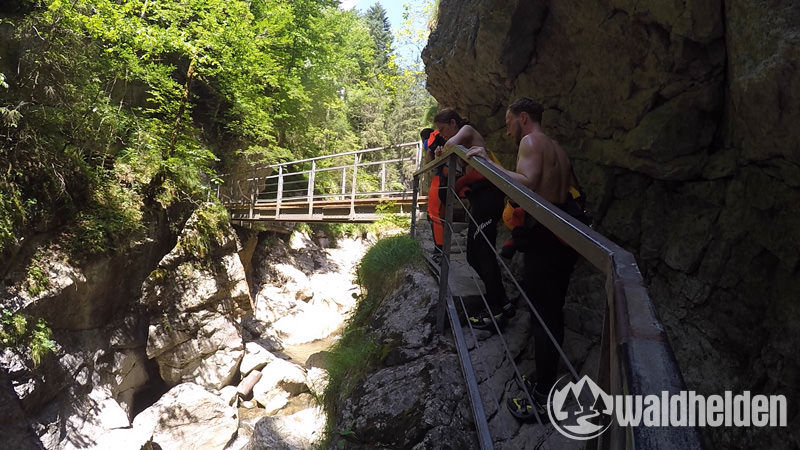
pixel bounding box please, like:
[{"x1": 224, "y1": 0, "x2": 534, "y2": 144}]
[
  {"x1": 438, "y1": 125, "x2": 478, "y2": 156},
  {"x1": 513, "y1": 135, "x2": 543, "y2": 192},
  {"x1": 465, "y1": 136, "x2": 542, "y2": 191}
]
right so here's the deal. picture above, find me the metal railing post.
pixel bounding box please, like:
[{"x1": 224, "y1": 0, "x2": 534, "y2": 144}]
[
  {"x1": 437, "y1": 154, "x2": 457, "y2": 333},
  {"x1": 340, "y1": 166, "x2": 347, "y2": 200},
  {"x1": 308, "y1": 160, "x2": 316, "y2": 217},
  {"x1": 275, "y1": 165, "x2": 283, "y2": 219},
  {"x1": 410, "y1": 174, "x2": 419, "y2": 238},
  {"x1": 248, "y1": 168, "x2": 256, "y2": 219},
  {"x1": 380, "y1": 161, "x2": 386, "y2": 197},
  {"x1": 350, "y1": 154, "x2": 359, "y2": 219}
]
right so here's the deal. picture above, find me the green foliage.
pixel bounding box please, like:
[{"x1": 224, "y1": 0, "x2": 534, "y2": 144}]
[
  {"x1": 363, "y1": 200, "x2": 411, "y2": 235},
  {"x1": 0, "y1": 180, "x2": 29, "y2": 251},
  {"x1": 370, "y1": 214, "x2": 411, "y2": 234},
  {"x1": 295, "y1": 222, "x2": 313, "y2": 236},
  {"x1": 24, "y1": 257, "x2": 51, "y2": 297},
  {"x1": 317, "y1": 222, "x2": 369, "y2": 241},
  {"x1": 0, "y1": 0, "x2": 438, "y2": 260},
  {"x1": 30, "y1": 319, "x2": 56, "y2": 367},
  {"x1": 0, "y1": 311, "x2": 27, "y2": 344},
  {"x1": 0, "y1": 311, "x2": 57, "y2": 368},
  {"x1": 178, "y1": 203, "x2": 229, "y2": 259},
  {"x1": 374, "y1": 200, "x2": 399, "y2": 214},
  {"x1": 68, "y1": 172, "x2": 145, "y2": 257}
]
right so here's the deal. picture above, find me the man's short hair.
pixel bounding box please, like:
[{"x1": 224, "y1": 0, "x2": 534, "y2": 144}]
[{"x1": 507, "y1": 98, "x2": 544, "y2": 123}]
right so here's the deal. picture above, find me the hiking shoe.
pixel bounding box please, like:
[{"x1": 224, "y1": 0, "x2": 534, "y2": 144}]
[
  {"x1": 467, "y1": 310, "x2": 506, "y2": 332},
  {"x1": 507, "y1": 377, "x2": 549, "y2": 422},
  {"x1": 507, "y1": 394, "x2": 547, "y2": 422}
]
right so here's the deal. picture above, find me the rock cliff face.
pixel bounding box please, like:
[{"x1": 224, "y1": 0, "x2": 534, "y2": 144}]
[
  {"x1": 424, "y1": 1, "x2": 799, "y2": 448},
  {"x1": 331, "y1": 267, "x2": 478, "y2": 449},
  {"x1": 140, "y1": 210, "x2": 252, "y2": 390},
  {"x1": 0, "y1": 204, "x2": 255, "y2": 448}
]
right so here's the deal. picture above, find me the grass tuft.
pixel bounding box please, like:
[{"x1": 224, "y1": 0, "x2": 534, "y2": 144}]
[{"x1": 318, "y1": 235, "x2": 422, "y2": 447}]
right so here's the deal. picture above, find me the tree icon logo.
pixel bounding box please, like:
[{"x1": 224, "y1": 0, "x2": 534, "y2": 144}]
[{"x1": 547, "y1": 375, "x2": 614, "y2": 440}]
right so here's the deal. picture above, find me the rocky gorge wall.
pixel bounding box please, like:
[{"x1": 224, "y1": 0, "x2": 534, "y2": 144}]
[
  {"x1": 424, "y1": 0, "x2": 799, "y2": 448},
  {"x1": 1, "y1": 201, "x2": 377, "y2": 448}
]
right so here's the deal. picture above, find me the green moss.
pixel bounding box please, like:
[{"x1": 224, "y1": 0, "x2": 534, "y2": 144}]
[{"x1": 178, "y1": 203, "x2": 230, "y2": 258}]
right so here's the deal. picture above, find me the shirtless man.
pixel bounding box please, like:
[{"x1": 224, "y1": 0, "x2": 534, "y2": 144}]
[
  {"x1": 467, "y1": 98, "x2": 572, "y2": 204},
  {"x1": 466, "y1": 97, "x2": 578, "y2": 420}
]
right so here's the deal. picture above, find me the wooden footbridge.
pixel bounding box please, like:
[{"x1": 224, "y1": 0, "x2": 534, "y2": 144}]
[{"x1": 216, "y1": 142, "x2": 426, "y2": 223}]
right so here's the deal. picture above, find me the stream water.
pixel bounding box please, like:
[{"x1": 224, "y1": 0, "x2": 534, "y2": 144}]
[{"x1": 227, "y1": 234, "x2": 369, "y2": 449}]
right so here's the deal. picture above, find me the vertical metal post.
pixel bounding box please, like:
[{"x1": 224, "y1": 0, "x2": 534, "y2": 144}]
[
  {"x1": 253, "y1": 171, "x2": 260, "y2": 218},
  {"x1": 308, "y1": 160, "x2": 316, "y2": 218},
  {"x1": 350, "y1": 154, "x2": 359, "y2": 218},
  {"x1": 248, "y1": 168, "x2": 255, "y2": 219},
  {"x1": 340, "y1": 165, "x2": 347, "y2": 200},
  {"x1": 275, "y1": 165, "x2": 283, "y2": 219},
  {"x1": 410, "y1": 174, "x2": 419, "y2": 238},
  {"x1": 592, "y1": 302, "x2": 612, "y2": 450},
  {"x1": 437, "y1": 154, "x2": 457, "y2": 333},
  {"x1": 380, "y1": 161, "x2": 386, "y2": 196}
]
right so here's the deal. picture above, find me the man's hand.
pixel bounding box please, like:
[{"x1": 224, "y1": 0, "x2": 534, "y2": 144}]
[{"x1": 466, "y1": 146, "x2": 488, "y2": 159}]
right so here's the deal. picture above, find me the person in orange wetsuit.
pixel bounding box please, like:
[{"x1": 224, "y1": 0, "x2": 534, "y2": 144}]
[{"x1": 420, "y1": 128, "x2": 447, "y2": 260}]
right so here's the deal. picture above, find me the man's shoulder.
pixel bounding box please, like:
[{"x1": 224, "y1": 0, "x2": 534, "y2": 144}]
[
  {"x1": 524, "y1": 131, "x2": 559, "y2": 152},
  {"x1": 520, "y1": 132, "x2": 544, "y2": 153}
]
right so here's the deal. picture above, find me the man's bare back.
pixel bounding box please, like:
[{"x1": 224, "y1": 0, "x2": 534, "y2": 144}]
[{"x1": 519, "y1": 131, "x2": 571, "y2": 205}]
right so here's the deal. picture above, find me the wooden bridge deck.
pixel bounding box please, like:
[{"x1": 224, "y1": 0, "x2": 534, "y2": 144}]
[{"x1": 226, "y1": 195, "x2": 428, "y2": 223}]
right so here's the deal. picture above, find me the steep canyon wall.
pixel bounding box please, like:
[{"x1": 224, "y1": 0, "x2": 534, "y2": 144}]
[{"x1": 423, "y1": 0, "x2": 799, "y2": 447}]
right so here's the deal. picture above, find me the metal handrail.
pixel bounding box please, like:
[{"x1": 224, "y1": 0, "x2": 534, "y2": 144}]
[
  {"x1": 412, "y1": 145, "x2": 704, "y2": 449},
  {"x1": 221, "y1": 141, "x2": 419, "y2": 178}
]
